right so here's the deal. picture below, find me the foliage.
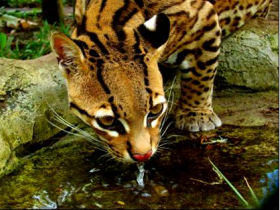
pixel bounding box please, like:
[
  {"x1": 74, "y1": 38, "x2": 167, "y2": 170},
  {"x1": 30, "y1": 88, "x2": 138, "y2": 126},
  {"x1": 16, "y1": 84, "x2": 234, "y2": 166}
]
[
  {"x1": 0, "y1": 21, "x2": 71, "y2": 59},
  {"x1": 3, "y1": 8, "x2": 42, "y2": 19},
  {"x1": 209, "y1": 158, "x2": 259, "y2": 209},
  {"x1": 5, "y1": 0, "x2": 73, "y2": 7},
  {"x1": 6, "y1": 0, "x2": 41, "y2": 7}
]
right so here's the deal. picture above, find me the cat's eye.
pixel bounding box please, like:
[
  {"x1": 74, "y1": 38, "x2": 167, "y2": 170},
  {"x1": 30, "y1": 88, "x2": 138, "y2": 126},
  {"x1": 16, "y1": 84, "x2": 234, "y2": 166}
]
[
  {"x1": 147, "y1": 103, "x2": 164, "y2": 126},
  {"x1": 96, "y1": 116, "x2": 125, "y2": 134},
  {"x1": 150, "y1": 103, "x2": 163, "y2": 115},
  {"x1": 97, "y1": 116, "x2": 114, "y2": 127}
]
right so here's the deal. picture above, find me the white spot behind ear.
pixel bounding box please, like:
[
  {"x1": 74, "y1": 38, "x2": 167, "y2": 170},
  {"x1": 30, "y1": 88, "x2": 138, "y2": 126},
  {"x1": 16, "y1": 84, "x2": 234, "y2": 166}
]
[
  {"x1": 144, "y1": 15, "x2": 157, "y2": 31},
  {"x1": 180, "y1": 60, "x2": 191, "y2": 69}
]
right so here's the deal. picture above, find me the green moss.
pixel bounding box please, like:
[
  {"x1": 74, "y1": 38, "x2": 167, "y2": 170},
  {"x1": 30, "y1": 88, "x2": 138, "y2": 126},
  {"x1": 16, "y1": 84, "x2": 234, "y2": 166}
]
[
  {"x1": 216, "y1": 19, "x2": 278, "y2": 90},
  {"x1": 268, "y1": 33, "x2": 279, "y2": 54}
]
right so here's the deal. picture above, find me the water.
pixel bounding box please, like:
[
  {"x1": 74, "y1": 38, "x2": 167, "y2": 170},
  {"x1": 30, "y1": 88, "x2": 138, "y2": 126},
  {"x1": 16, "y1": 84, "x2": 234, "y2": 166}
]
[
  {"x1": 32, "y1": 190, "x2": 57, "y2": 209},
  {"x1": 0, "y1": 125, "x2": 278, "y2": 209},
  {"x1": 136, "y1": 163, "x2": 145, "y2": 189}
]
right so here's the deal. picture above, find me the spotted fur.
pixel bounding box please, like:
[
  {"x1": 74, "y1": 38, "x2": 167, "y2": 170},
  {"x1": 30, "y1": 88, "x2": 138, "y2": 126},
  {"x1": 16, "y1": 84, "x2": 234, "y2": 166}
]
[{"x1": 51, "y1": 0, "x2": 272, "y2": 162}]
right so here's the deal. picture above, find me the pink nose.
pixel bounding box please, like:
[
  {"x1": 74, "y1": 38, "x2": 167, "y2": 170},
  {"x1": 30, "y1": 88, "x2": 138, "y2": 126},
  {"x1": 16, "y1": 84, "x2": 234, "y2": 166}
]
[{"x1": 133, "y1": 150, "x2": 153, "y2": 162}]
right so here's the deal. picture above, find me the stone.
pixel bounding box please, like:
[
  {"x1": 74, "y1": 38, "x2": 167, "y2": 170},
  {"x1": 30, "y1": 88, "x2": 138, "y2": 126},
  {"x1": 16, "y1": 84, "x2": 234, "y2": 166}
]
[
  {"x1": 216, "y1": 19, "x2": 278, "y2": 90},
  {"x1": 0, "y1": 54, "x2": 81, "y2": 177}
]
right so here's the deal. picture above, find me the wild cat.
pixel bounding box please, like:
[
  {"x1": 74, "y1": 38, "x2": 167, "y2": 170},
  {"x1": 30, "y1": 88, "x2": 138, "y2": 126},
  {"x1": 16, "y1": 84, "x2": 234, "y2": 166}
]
[{"x1": 51, "y1": 0, "x2": 272, "y2": 162}]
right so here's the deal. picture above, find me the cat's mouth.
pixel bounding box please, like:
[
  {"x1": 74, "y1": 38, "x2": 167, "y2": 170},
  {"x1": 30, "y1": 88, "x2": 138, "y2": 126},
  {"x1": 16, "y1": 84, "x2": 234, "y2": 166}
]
[
  {"x1": 128, "y1": 149, "x2": 153, "y2": 162},
  {"x1": 107, "y1": 144, "x2": 156, "y2": 163}
]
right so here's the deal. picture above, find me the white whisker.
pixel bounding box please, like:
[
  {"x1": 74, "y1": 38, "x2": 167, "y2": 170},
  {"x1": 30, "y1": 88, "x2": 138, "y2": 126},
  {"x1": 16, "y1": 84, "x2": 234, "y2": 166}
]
[
  {"x1": 160, "y1": 75, "x2": 177, "y2": 135},
  {"x1": 165, "y1": 134, "x2": 185, "y2": 139},
  {"x1": 161, "y1": 121, "x2": 173, "y2": 138},
  {"x1": 47, "y1": 106, "x2": 108, "y2": 151},
  {"x1": 50, "y1": 110, "x2": 104, "y2": 144},
  {"x1": 47, "y1": 120, "x2": 85, "y2": 138}
]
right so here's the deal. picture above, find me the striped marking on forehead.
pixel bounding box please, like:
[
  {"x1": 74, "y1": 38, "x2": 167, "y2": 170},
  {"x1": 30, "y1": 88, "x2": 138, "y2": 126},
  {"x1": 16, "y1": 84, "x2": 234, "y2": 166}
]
[
  {"x1": 74, "y1": 0, "x2": 153, "y2": 97},
  {"x1": 96, "y1": 0, "x2": 108, "y2": 25},
  {"x1": 108, "y1": 96, "x2": 122, "y2": 119},
  {"x1": 112, "y1": 0, "x2": 139, "y2": 43},
  {"x1": 96, "y1": 59, "x2": 111, "y2": 95},
  {"x1": 134, "y1": 54, "x2": 150, "y2": 94}
]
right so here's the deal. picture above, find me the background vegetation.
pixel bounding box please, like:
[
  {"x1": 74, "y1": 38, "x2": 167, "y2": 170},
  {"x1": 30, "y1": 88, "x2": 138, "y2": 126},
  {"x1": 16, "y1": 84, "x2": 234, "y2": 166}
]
[{"x1": 0, "y1": 0, "x2": 74, "y2": 59}]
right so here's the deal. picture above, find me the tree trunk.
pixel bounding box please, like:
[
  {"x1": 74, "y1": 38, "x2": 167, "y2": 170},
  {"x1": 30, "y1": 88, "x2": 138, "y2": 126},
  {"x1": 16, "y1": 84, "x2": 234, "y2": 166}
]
[{"x1": 42, "y1": 0, "x2": 64, "y2": 24}]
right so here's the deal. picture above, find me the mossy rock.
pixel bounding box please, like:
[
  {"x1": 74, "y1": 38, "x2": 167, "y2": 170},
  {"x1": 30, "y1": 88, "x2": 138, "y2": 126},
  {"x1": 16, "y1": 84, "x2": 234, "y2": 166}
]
[
  {"x1": 216, "y1": 19, "x2": 278, "y2": 90},
  {"x1": 0, "y1": 54, "x2": 81, "y2": 177}
]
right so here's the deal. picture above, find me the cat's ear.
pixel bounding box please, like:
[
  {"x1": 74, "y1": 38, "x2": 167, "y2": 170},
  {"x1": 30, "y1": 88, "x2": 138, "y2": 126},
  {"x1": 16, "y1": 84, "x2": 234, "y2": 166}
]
[
  {"x1": 51, "y1": 32, "x2": 84, "y2": 73},
  {"x1": 138, "y1": 13, "x2": 170, "y2": 49}
]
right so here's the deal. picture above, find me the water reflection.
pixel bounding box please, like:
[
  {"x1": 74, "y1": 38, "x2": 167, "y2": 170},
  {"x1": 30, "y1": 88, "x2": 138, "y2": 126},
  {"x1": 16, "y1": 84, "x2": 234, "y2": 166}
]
[
  {"x1": 32, "y1": 182, "x2": 76, "y2": 209},
  {"x1": 260, "y1": 168, "x2": 279, "y2": 203},
  {"x1": 0, "y1": 126, "x2": 277, "y2": 209},
  {"x1": 32, "y1": 190, "x2": 57, "y2": 209}
]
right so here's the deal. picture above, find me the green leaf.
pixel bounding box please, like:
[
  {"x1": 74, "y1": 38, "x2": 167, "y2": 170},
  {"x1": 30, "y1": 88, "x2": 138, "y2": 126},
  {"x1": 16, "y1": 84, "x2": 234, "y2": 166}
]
[
  {"x1": 208, "y1": 158, "x2": 250, "y2": 208},
  {"x1": 0, "y1": 33, "x2": 7, "y2": 51},
  {"x1": 244, "y1": 177, "x2": 260, "y2": 208}
]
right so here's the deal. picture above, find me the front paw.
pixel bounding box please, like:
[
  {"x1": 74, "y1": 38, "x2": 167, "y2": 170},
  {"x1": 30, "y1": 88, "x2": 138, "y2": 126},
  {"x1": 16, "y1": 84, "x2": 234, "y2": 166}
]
[{"x1": 175, "y1": 109, "x2": 222, "y2": 132}]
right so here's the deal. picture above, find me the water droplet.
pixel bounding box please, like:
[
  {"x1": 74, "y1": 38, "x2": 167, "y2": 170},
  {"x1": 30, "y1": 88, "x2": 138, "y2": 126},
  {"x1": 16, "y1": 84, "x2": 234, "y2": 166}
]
[
  {"x1": 94, "y1": 202, "x2": 103, "y2": 208},
  {"x1": 171, "y1": 183, "x2": 179, "y2": 190},
  {"x1": 102, "y1": 182, "x2": 109, "y2": 187},
  {"x1": 136, "y1": 163, "x2": 145, "y2": 189},
  {"x1": 141, "y1": 192, "x2": 152, "y2": 197},
  {"x1": 123, "y1": 183, "x2": 132, "y2": 188},
  {"x1": 116, "y1": 177, "x2": 122, "y2": 185},
  {"x1": 133, "y1": 190, "x2": 140, "y2": 195},
  {"x1": 89, "y1": 168, "x2": 100, "y2": 173},
  {"x1": 32, "y1": 190, "x2": 58, "y2": 209}
]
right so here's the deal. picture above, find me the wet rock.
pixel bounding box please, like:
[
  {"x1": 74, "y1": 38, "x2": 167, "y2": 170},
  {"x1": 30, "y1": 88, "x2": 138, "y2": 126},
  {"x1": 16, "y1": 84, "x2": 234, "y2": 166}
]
[
  {"x1": 141, "y1": 192, "x2": 152, "y2": 197},
  {"x1": 213, "y1": 91, "x2": 278, "y2": 127},
  {"x1": 153, "y1": 185, "x2": 169, "y2": 197}
]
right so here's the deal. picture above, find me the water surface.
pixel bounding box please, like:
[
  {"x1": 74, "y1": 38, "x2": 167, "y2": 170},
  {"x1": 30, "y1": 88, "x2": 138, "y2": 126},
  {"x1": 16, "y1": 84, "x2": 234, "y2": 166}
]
[{"x1": 0, "y1": 125, "x2": 278, "y2": 209}]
